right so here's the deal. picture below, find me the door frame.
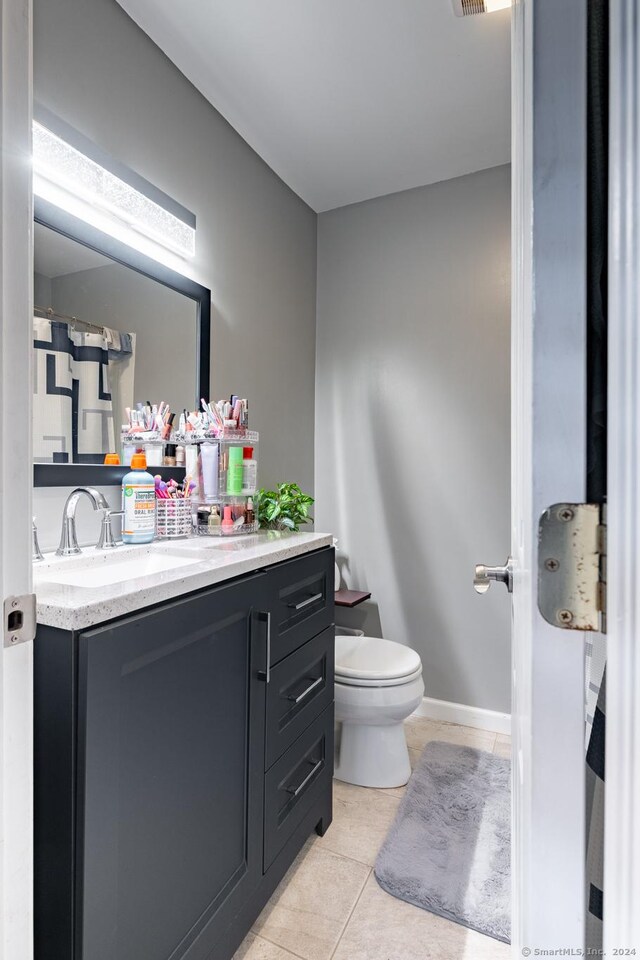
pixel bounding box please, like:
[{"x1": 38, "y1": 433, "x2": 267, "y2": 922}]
[
  {"x1": 0, "y1": 0, "x2": 34, "y2": 956},
  {"x1": 511, "y1": 0, "x2": 589, "y2": 950},
  {"x1": 604, "y1": 0, "x2": 640, "y2": 949}
]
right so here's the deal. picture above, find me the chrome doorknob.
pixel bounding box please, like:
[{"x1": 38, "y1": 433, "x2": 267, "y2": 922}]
[{"x1": 474, "y1": 558, "x2": 513, "y2": 594}]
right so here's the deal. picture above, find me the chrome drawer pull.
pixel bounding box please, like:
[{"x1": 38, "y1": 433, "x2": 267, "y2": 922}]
[
  {"x1": 256, "y1": 611, "x2": 272, "y2": 683},
  {"x1": 286, "y1": 758, "x2": 323, "y2": 797},
  {"x1": 285, "y1": 675, "x2": 323, "y2": 704},
  {"x1": 288, "y1": 592, "x2": 323, "y2": 611}
]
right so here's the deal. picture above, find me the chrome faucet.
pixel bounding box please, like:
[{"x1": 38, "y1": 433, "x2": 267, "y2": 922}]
[
  {"x1": 32, "y1": 518, "x2": 44, "y2": 561},
  {"x1": 56, "y1": 487, "x2": 110, "y2": 557}
]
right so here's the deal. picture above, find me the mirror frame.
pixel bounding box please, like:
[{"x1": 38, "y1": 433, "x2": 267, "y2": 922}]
[{"x1": 33, "y1": 196, "x2": 211, "y2": 486}]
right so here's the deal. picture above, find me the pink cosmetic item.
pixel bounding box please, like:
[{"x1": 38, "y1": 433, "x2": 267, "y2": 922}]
[{"x1": 161, "y1": 412, "x2": 175, "y2": 440}]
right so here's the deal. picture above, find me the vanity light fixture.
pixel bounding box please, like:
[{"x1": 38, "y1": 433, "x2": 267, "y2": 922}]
[
  {"x1": 451, "y1": 0, "x2": 511, "y2": 15},
  {"x1": 32, "y1": 116, "x2": 196, "y2": 262}
]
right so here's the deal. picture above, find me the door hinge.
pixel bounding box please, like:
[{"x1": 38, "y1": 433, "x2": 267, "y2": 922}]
[
  {"x1": 3, "y1": 593, "x2": 37, "y2": 648},
  {"x1": 537, "y1": 503, "x2": 607, "y2": 633}
]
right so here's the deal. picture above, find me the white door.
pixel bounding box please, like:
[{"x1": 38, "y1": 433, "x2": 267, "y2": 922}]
[
  {"x1": 604, "y1": 0, "x2": 640, "y2": 951},
  {"x1": 510, "y1": 0, "x2": 590, "y2": 951},
  {"x1": 493, "y1": 0, "x2": 640, "y2": 952},
  {"x1": 0, "y1": 0, "x2": 34, "y2": 956}
]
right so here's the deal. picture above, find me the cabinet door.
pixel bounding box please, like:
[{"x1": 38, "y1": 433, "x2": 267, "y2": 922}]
[{"x1": 76, "y1": 575, "x2": 267, "y2": 960}]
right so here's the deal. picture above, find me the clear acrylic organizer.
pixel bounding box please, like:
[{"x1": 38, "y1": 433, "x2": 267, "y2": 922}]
[
  {"x1": 193, "y1": 499, "x2": 258, "y2": 537},
  {"x1": 121, "y1": 432, "x2": 165, "y2": 467},
  {"x1": 190, "y1": 431, "x2": 259, "y2": 536}
]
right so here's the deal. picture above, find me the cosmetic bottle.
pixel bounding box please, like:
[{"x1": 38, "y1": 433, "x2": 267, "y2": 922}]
[
  {"x1": 161, "y1": 412, "x2": 175, "y2": 440},
  {"x1": 196, "y1": 506, "x2": 211, "y2": 531},
  {"x1": 227, "y1": 447, "x2": 244, "y2": 495},
  {"x1": 176, "y1": 444, "x2": 186, "y2": 467},
  {"x1": 245, "y1": 497, "x2": 255, "y2": 525},
  {"x1": 200, "y1": 443, "x2": 220, "y2": 501},
  {"x1": 221, "y1": 505, "x2": 234, "y2": 531},
  {"x1": 241, "y1": 447, "x2": 257, "y2": 494},
  {"x1": 144, "y1": 442, "x2": 164, "y2": 467},
  {"x1": 163, "y1": 444, "x2": 177, "y2": 467},
  {"x1": 122, "y1": 453, "x2": 156, "y2": 544},
  {"x1": 185, "y1": 443, "x2": 198, "y2": 479}
]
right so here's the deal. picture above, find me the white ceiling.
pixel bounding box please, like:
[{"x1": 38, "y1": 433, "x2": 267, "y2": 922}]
[{"x1": 116, "y1": 0, "x2": 511, "y2": 213}]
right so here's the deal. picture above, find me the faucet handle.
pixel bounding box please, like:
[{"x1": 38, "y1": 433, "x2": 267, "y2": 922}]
[
  {"x1": 56, "y1": 486, "x2": 113, "y2": 557},
  {"x1": 32, "y1": 517, "x2": 44, "y2": 562},
  {"x1": 96, "y1": 510, "x2": 124, "y2": 550}
]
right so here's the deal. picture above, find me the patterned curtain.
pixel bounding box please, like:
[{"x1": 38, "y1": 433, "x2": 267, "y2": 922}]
[{"x1": 33, "y1": 318, "x2": 116, "y2": 463}]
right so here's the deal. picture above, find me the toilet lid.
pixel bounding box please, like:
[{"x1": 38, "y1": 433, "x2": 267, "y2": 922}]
[{"x1": 334, "y1": 635, "x2": 422, "y2": 682}]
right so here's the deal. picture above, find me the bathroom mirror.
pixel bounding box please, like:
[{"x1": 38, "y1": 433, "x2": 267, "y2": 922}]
[{"x1": 32, "y1": 198, "x2": 210, "y2": 485}]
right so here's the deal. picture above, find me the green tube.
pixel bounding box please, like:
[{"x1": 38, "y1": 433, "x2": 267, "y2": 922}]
[{"x1": 227, "y1": 446, "x2": 244, "y2": 495}]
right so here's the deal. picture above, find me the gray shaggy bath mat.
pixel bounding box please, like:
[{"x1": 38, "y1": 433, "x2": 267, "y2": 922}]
[{"x1": 374, "y1": 740, "x2": 510, "y2": 943}]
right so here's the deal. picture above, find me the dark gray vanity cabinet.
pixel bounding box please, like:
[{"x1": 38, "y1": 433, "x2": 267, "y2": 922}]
[
  {"x1": 35, "y1": 546, "x2": 334, "y2": 960},
  {"x1": 78, "y1": 574, "x2": 267, "y2": 960}
]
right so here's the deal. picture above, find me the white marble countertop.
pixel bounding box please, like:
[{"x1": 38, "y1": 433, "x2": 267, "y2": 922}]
[{"x1": 34, "y1": 530, "x2": 333, "y2": 631}]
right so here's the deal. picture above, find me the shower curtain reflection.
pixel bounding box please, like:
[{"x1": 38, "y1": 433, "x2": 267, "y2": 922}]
[{"x1": 32, "y1": 316, "x2": 135, "y2": 463}]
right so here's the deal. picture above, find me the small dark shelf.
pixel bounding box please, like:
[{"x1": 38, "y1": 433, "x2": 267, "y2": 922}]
[
  {"x1": 334, "y1": 589, "x2": 371, "y2": 608},
  {"x1": 34, "y1": 463, "x2": 186, "y2": 487}
]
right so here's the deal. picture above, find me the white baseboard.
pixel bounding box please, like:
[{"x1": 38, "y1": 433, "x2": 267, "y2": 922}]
[{"x1": 412, "y1": 696, "x2": 511, "y2": 736}]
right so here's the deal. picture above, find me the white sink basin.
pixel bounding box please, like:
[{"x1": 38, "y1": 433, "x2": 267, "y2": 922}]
[{"x1": 38, "y1": 550, "x2": 204, "y2": 589}]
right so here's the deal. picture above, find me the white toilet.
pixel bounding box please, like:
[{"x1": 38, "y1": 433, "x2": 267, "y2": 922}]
[{"x1": 334, "y1": 635, "x2": 424, "y2": 788}]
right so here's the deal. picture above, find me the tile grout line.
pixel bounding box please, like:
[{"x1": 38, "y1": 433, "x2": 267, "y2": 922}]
[
  {"x1": 251, "y1": 931, "x2": 310, "y2": 960},
  {"x1": 327, "y1": 866, "x2": 373, "y2": 960},
  {"x1": 313, "y1": 840, "x2": 378, "y2": 870}
]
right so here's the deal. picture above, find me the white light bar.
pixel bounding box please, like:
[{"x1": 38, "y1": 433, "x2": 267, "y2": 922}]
[{"x1": 32, "y1": 121, "x2": 195, "y2": 260}]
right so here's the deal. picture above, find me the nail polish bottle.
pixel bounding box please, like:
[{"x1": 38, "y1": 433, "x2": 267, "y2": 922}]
[{"x1": 221, "y1": 505, "x2": 234, "y2": 532}]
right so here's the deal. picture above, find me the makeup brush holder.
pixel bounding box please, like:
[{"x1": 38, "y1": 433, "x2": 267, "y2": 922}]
[{"x1": 155, "y1": 498, "x2": 193, "y2": 539}]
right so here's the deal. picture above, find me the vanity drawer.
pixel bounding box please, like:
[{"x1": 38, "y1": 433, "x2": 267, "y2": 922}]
[
  {"x1": 265, "y1": 626, "x2": 334, "y2": 769},
  {"x1": 263, "y1": 705, "x2": 334, "y2": 871},
  {"x1": 266, "y1": 548, "x2": 334, "y2": 664}
]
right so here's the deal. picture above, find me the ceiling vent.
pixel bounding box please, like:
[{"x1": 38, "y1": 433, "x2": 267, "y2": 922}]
[{"x1": 452, "y1": 0, "x2": 511, "y2": 15}]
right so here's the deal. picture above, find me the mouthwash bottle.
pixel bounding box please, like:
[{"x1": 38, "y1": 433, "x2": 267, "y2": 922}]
[{"x1": 122, "y1": 453, "x2": 156, "y2": 543}]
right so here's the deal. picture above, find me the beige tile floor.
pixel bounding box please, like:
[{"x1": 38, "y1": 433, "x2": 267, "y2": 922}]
[{"x1": 234, "y1": 717, "x2": 511, "y2": 960}]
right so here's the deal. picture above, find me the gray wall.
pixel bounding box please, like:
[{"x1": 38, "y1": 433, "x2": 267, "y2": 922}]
[
  {"x1": 34, "y1": 271, "x2": 51, "y2": 306},
  {"x1": 315, "y1": 165, "x2": 511, "y2": 713},
  {"x1": 33, "y1": 0, "x2": 317, "y2": 548}
]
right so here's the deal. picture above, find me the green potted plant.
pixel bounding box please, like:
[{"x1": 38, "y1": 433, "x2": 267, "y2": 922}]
[{"x1": 257, "y1": 482, "x2": 314, "y2": 531}]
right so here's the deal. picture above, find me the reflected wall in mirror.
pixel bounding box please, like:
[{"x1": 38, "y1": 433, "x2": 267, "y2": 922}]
[{"x1": 33, "y1": 222, "x2": 199, "y2": 464}]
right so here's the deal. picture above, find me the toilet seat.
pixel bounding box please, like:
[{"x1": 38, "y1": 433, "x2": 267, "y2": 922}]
[
  {"x1": 335, "y1": 664, "x2": 423, "y2": 687},
  {"x1": 335, "y1": 635, "x2": 422, "y2": 687}
]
